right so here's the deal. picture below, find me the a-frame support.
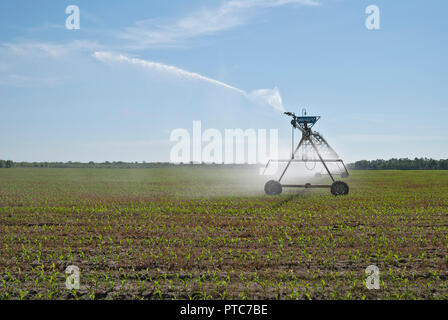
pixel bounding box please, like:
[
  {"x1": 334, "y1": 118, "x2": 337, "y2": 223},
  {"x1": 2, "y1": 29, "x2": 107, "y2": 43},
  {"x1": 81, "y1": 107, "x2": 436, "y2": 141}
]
[{"x1": 262, "y1": 111, "x2": 349, "y2": 195}]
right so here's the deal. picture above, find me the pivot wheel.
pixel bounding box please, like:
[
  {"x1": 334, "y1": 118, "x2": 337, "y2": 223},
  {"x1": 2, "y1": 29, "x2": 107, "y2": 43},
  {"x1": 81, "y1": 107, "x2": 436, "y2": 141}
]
[
  {"x1": 331, "y1": 181, "x2": 349, "y2": 196},
  {"x1": 264, "y1": 180, "x2": 282, "y2": 195}
]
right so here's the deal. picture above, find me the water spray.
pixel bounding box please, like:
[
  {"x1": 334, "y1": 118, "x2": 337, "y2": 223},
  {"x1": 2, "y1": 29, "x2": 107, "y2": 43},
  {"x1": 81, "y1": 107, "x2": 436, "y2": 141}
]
[{"x1": 93, "y1": 51, "x2": 285, "y2": 112}]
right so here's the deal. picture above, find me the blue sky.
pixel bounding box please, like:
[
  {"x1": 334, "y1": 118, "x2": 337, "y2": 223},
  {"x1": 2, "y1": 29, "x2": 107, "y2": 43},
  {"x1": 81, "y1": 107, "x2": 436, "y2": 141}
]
[{"x1": 0, "y1": 0, "x2": 447, "y2": 163}]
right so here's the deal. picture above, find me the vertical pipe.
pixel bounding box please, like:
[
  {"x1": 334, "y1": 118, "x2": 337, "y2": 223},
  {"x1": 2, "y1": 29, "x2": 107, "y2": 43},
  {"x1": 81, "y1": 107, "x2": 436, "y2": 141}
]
[
  {"x1": 291, "y1": 125, "x2": 294, "y2": 160},
  {"x1": 308, "y1": 137, "x2": 335, "y2": 182}
]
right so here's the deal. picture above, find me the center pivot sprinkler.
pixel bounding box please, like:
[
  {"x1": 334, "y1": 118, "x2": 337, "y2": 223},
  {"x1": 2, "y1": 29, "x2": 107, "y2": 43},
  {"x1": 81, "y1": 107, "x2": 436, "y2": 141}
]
[{"x1": 263, "y1": 109, "x2": 349, "y2": 196}]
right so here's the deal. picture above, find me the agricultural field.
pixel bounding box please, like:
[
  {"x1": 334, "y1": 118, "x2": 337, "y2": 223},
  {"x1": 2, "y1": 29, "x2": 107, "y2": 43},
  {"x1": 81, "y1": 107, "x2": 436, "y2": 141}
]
[{"x1": 0, "y1": 167, "x2": 447, "y2": 300}]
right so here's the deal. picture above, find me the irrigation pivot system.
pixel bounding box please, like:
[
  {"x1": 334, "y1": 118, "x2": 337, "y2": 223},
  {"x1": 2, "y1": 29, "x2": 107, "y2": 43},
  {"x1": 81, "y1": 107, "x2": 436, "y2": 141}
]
[{"x1": 263, "y1": 110, "x2": 350, "y2": 196}]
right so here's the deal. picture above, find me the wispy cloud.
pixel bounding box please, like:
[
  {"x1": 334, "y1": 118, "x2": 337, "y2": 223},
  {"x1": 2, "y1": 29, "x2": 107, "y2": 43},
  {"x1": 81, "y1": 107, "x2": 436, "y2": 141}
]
[
  {"x1": 1, "y1": 1, "x2": 317, "y2": 104},
  {"x1": 0, "y1": 74, "x2": 60, "y2": 87},
  {"x1": 2, "y1": 40, "x2": 103, "y2": 57},
  {"x1": 25, "y1": 22, "x2": 66, "y2": 33},
  {"x1": 119, "y1": 0, "x2": 320, "y2": 49},
  {"x1": 93, "y1": 51, "x2": 285, "y2": 111}
]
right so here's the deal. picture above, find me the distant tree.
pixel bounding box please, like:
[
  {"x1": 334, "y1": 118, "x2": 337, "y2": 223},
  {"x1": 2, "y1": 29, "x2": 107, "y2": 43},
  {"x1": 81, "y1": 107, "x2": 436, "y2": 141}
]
[
  {"x1": 5, "y1": 160, "x2": 13, "y2": 168},
  {"x1": 0, "y1": 160, "x2": 5, "y2": 168}
]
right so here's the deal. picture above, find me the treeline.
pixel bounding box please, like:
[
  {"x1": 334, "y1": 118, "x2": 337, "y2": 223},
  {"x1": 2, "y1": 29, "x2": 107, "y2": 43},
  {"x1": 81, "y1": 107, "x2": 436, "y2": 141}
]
[
  {"x1": 2, "y1": 158, "x2": 448, "y2": 170},
  {"x1": 12, "y1": 161, "x2": 171, "y2": 169},
  {"x1": 348, "y1": 158, "x2": 448, "y2": 170},
  {"x1": 0, "y1": 160, "x2": 258, "y2": 169}
]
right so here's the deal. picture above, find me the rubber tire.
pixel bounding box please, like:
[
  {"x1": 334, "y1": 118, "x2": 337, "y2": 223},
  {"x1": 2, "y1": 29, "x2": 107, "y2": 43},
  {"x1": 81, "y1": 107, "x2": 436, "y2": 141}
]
[
  {"x1": 264, "y1": 180, "x2": 282, "y2": 195},
  {"x1": 331, "y1": 181, "x2": 349, "y2": 196}
]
